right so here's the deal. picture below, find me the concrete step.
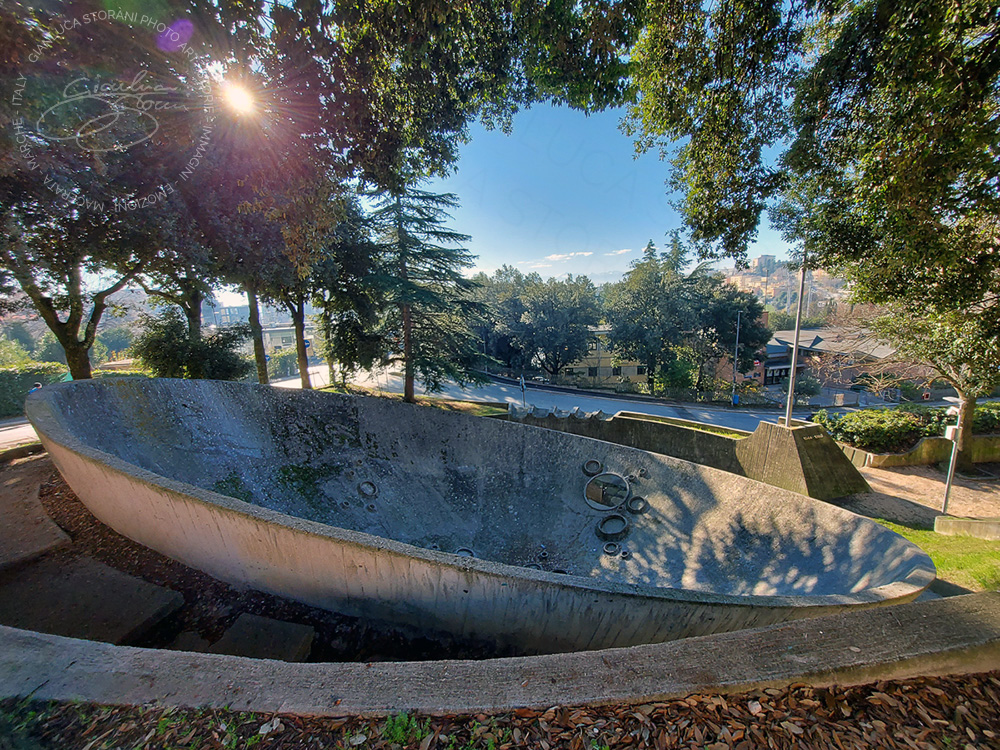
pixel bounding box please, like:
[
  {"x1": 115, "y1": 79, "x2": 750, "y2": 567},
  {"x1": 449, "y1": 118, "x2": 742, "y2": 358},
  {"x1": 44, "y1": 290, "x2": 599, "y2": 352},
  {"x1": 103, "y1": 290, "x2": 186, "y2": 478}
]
[
  {"x1": 0, "y1": 457, "x2": 69, "y2": 570},
  {"x1": 208, "y1": 613, "x2": 314, "y2": 662},
  {"x1": 0, "y1": 555, "x2": 183, "y2": 645}
]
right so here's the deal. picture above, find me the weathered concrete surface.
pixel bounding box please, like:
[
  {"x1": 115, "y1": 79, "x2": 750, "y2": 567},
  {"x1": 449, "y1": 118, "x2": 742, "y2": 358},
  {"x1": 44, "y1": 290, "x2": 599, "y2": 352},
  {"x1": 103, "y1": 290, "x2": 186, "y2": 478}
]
[
  {"x1": 935, "y1": 515, "x2": 1000, "y2": 541},
  {"x1": 0, "y1": 456, "x2": 69, "y2": 570},
  {"x1": 208, "y1": 614, "x2": 314, "y2": 662},
  {"x1": 508, "y1": 409, "x2": 870, "y2": 501},
  {"x1": 0, "y1": 556, "x2": 183, "y2": 645},
  {"x1": 504, "y1": 408, "x2": 749, "y2": 475},
  {"x1": 738, "y1": 421, "x2": 871, "y2": 501},
  {"x1": 840, "y1": 435, "x2": 1000, "y2": 468},
  {"x1": 0, "y1": 593, "x2": 998, "y2": 716},
  {"x1": 25, "y1": 379, "x2": 932, "y2": 654}
]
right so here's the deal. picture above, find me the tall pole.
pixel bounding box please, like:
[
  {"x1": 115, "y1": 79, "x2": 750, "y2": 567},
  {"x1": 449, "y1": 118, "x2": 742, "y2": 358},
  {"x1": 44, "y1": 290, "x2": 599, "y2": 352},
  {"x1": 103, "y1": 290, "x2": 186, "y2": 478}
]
[
  {"x1": 784, "y1": 256, "x2": 808, "y2": 427},
  {"x1": 731, "y1": 310, "x2": 742, "y2": 405}
]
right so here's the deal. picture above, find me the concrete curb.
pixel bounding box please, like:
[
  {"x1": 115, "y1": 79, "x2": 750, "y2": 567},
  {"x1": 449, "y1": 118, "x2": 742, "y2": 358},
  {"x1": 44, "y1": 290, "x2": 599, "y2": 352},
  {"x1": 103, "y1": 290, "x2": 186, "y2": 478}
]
[
  {"x1": 0, "y1": 442, "x2": 44, "y2": 463},
  {"x1": 935, "y1": 515, "x2": 1000, "y2": 541},
  {"x1": 2, "y1": 593, "x2": 999, "y2": 716}
]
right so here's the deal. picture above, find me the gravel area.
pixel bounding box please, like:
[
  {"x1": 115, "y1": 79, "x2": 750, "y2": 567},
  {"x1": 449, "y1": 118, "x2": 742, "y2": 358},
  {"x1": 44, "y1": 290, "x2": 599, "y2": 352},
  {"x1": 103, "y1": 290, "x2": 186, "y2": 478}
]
[
  {"x1": 3, "y1": 671, "x2": 1000, "y2": 749},
  {"x1": 842, "y1": 463, "x2": 1000, "y2": 526}
]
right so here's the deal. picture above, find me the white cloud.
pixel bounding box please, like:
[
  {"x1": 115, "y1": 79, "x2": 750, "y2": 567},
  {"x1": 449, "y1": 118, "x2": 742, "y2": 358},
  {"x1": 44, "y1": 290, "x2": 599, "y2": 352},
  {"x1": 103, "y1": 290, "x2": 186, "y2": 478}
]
[
  {"x1": 544, "y1": 251, "x2": 593, "y2": 262},
  {"x1": 605, "y1": 248, "x2": 634, "y2": 256},
  {"x1": 517, "y1": 261, "x2": 554, "y2": 269}
]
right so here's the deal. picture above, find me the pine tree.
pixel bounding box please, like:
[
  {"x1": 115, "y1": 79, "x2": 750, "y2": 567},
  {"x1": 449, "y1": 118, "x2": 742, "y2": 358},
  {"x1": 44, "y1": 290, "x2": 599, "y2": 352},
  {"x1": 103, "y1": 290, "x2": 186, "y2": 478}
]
[{"x1": 368, "y1": 185, "x2": 484, "y2": 402}]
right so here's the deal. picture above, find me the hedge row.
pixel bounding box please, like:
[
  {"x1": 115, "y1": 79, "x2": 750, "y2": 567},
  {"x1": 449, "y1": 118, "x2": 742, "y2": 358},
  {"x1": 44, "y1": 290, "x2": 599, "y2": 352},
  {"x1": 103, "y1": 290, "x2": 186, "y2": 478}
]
[
  {"x1": 814, "y1": 401, "x2": 1000, "y2": 453},
  {"x1": 0, "y1": 363, "x2": 68, "y2": 417},
  {"x1": 0, "y1": 364, "x2": 155, "y2": 418}
]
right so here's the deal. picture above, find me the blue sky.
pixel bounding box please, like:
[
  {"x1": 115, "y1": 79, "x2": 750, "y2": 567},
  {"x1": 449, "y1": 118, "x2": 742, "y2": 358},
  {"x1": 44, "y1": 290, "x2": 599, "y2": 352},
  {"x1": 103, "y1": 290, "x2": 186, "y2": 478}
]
[{"x1": 428, "y1": 104, "x2": 794, "y2": 285}]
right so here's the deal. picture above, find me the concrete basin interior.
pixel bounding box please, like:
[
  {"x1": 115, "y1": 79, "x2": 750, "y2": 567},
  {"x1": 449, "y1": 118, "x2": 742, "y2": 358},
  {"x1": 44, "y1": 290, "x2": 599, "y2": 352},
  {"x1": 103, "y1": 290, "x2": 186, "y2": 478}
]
[{"x1": 25, "y1": 379, "x2": 935, "y2": 654}]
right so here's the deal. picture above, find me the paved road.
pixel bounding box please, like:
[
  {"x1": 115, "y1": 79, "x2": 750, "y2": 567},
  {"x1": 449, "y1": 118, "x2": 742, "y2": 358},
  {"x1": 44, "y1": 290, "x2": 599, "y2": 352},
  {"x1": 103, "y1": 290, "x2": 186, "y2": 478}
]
[
  {"x1": 276, "y1": 366, "x2": 806, "y2": 433},
  {"x1": 0, "y1": 418, "x2": 38, "y2": 450}
]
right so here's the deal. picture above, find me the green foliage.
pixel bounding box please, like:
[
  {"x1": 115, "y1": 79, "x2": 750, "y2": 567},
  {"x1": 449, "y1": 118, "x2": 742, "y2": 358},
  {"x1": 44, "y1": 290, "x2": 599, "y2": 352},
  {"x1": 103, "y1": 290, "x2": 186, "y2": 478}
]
[
  {"x1": 470, "y1": 265, "x2": 537, "y2": 371},
  {"x1": 656, "y1": 358, "x2": 696, "y2": 389},
  {"x1": 314, "y1": 200, "x2": 385, "y2": 381},
  {"x1": 765, "y1": 309, "x2": 828, "y2": 332},
  {"x1": 382, "y1": 713, "x2": 431, "y2": 745},
  {"x1": 813, "y1": 408, "x2": 926, "y2": 453},
  {"x1": 627, "y1": 0, "x2": 1000, "y2": 315},
  {"x1": 132, "y1": 309, "x2": 252, "y2": 381},
  {"x1": 2, "y1": 323, "x2": 35, "y2": 353},
  {"x1": 367, "y1": 185, "x2": 485, "y2": 399},
  {"x1": 267, "y1": 349, "x2": 300, "y2": 380},
  {"x1": 626, "y1": 0, "x2": 800, "y2": 259},
  {"x1": 517, "y1": 275, "x2": 600, "y2": 378},
  {"x1": 96, "y1": 326, "x2": 134, "y2": 355},
  {"x1": 819, "y1": 402, "x2": 1000, "y2": 454},
  {"x1": 605, "y1": 234, "x2": 769, "y2": 392},
  {"x1": 779, "y1": 373, "x2": 822, "y2": 397},
  {"x1": 0, "y1": 338, "x2": 32, "y2": 367},
  {"x1": 781, "y1": 1, "x2": 1000, "y2": 309},
  {"x1": 604, "y1": 237, "x2": 699, "y2": 392},
  {"x1": 0, "y1": 363, "x2": 69, "y2": 417}
]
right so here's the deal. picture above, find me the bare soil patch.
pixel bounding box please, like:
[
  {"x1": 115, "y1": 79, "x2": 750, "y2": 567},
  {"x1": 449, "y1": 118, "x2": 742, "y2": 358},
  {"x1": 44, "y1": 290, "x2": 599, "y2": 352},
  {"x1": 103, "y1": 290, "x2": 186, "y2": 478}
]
[{"x1": 847, "y1": 463, "x2": 1000, "y2": 524}]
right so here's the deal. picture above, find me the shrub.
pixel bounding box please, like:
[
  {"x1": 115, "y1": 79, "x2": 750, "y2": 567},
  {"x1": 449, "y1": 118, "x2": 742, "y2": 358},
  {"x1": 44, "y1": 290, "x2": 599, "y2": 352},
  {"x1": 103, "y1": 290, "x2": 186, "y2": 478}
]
[
  {"x1": 267, "y1": 348, "x2": 300, "y2": 380},
  {"x1": 817, "y1": 400, "x2": 1000, "y2": 453},
  {"x1": 0, "y1": 338, "x2": 32, "y2": 367},
  {"x1": 0, "y1": 362, "x2": 69, "y2": 417},
  {"x1": 132, "y1": 309, "x2": 252, "y2": 381},
  {"x1": 814, "y1": 408, "x2": 925, "y2": 453}
]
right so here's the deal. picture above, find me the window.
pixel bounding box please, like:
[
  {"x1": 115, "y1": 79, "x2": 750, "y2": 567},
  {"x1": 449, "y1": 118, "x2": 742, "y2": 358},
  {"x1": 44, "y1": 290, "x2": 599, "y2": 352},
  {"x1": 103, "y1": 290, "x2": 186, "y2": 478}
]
[
  {"x1": 588, "y1": 367, "x2": 598, "y2": 377},
  {"x1": 281, "y1": 336, "x2": 293, "y2": 344},
  {"x1": 612, "y1": 366, "x2": 622, "y2": 376},
  {"x1": 637, "y1": 366, "x2": 646, "y2": 375}
]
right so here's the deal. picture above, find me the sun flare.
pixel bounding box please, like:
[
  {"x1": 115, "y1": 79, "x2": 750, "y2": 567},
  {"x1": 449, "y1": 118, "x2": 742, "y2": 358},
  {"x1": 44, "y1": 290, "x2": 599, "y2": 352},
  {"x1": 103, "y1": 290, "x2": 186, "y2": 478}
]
[{"x1": 222, "y1": 81, "x2": 254, "y2": 114}]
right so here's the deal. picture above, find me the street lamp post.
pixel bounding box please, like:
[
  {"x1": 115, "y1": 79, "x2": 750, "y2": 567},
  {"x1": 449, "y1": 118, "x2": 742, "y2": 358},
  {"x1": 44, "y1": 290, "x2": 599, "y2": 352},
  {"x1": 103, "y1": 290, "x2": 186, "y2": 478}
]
[
  {"x1": 784, "y1": 256, "x2": 808, "y2": 427},
  {"x1": 731, "y1": 310, "x2": 742, "y2": 406}
]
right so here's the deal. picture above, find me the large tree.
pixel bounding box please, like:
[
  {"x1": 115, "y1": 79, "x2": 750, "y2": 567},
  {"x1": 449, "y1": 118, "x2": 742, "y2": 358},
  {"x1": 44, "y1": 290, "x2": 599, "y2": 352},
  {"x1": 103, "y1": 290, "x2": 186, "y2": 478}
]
[
  {"x1": 367, "y1": 184, "x2": 483, "y2": 402},
  {"x1": 625, "y1": 0, "x2": 1000, "y2": 310},
  {"x1": 470, "y1": 265, "x2": 539, "y2": 372},
  {"x1": 518, "y1": 275, "x2": 601, "y2": 380},
  {"x1": 849, "y1": 302, "x2": 1000, "y2": 469},
  {"x1": 0, "y1": 0, "x2": 262, "y2": 377},
  {"x1": 684, "y1": 274, "x2": 770, "y2": 391}
]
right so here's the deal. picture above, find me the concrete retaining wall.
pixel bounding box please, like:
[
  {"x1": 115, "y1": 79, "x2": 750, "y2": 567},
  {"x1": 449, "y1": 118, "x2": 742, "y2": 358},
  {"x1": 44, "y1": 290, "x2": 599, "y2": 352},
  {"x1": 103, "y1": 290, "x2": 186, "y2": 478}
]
[
  {"x1": 839, "y1": 435, "x2": 1000, "y2": 468},
  {"x1": 505, "y1": 411, "x2": 748, "y2": 475},
  {"x1": 509, "y1": 410, "x2": 870, "y2": 501},
  {"x1": 3, "y1": 593, "x2": 999, "y2": 715}
]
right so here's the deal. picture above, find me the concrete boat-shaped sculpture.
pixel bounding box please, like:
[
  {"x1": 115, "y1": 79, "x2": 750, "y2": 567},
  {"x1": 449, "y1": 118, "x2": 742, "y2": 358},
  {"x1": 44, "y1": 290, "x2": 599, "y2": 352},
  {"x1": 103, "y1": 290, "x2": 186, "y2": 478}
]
[{"x1": 25, "y1": 379, "x2": 935, "y2": 654}]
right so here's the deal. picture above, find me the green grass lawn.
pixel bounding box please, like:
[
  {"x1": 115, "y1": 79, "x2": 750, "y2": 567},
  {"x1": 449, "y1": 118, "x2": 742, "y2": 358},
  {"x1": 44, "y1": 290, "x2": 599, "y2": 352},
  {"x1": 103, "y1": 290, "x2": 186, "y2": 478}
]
[
  {"x1": 318, "y1": 384, "x2": 509, "y2": 418},
  {"x1": 876, "y1": 519, "x2": 1000, "y2": 592}
]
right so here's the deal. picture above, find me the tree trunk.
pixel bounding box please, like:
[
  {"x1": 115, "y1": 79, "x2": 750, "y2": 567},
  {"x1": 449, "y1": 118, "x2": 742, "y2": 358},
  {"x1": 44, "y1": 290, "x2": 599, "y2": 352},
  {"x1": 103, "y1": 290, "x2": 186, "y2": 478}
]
[
  {"x1": 647, "y1": 355, "x2": 657, "y2": 395},
  {"x1": 402, "y1": 302, "x2": 414, "y2": 402},
  {"x1": 246, "y1": 285, "x2": 269, "y2": 384},
  {"x1": 955, "y1": 394, "x2": 976, "y2": 472},
  {"x1": 291, "y1": 298, "x2": 312, "y2": 390},
  {"x1": 64, "y1": 342, "x2": 93, "y2": 380},
  {"x1": 184, "y1": 287, "x2": 203, "y2": 343}
]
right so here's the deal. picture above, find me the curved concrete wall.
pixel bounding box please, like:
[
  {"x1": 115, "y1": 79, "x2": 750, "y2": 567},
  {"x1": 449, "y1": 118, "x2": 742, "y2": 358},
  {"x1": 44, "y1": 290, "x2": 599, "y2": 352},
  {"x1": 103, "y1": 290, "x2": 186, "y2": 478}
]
[{"x1": 25, "y1": 380, "x2": 934, "y2": 654}]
